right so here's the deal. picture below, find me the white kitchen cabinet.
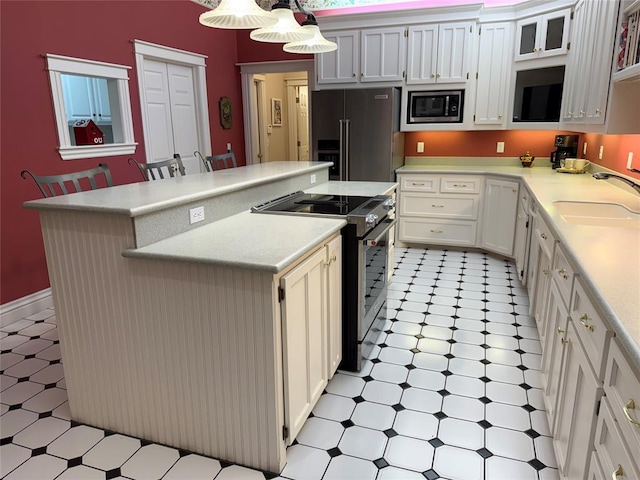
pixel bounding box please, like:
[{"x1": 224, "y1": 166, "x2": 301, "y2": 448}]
[
  {"x1": 515, "y1": 8, "x2": 571, "y2": 61},
  {"x1": 62, "y1": 74, "x2": 111, "y2": 123},
  {"x1": 479, "y1": 178, "x2": 519, "y2": 256},
  {"x1": 317, "y1": 30, "x2": 359, "y2": 84},
  {"x1": 529, "y1": 212, "x2": 556, "y2": 321},
  {"x1": 553, "y1": 319, "x2": 603, "y2": 480},
  {"x1": 474, "y1": 22, "x2": 513, "y2": 126},
  {"x1": 360, "y1": 27, "x2": 407, "y2": 83},
  {"x1": 513, "y1": 187, "x2": 533, "y2": 285},
  {"x1": 406, "y1": 22, "x2": 473, "y2": 84},
  {"x1": 397, "y1": 174, "x2": 482, "y2": 247},
  {"x1": 280, "y1": 236, "x2": 342, "y2": 443},
  {"x1": 317, "y1": 27, "x2": 406, "y2": 85}
]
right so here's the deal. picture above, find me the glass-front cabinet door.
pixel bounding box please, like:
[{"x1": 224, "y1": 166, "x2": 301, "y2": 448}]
[{"x1": 515, "y1": 8, "x2": 571, "y2": 61}]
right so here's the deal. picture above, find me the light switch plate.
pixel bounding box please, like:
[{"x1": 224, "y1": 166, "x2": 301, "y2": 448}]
[
  {"x1": 583, "y1": 142, "x2": 587, "y2": 155},
  {"x1": 599, "y1": 145, "x2": 604, "y2": 160}
]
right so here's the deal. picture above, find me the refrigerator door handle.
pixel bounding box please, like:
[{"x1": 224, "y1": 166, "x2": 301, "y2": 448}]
[
  {"x1": 344, "y1": 119, "x2": 351, "y2": 182},
  {"x1": 339, "y1": 119, "x2": 344, "y2": 181}
]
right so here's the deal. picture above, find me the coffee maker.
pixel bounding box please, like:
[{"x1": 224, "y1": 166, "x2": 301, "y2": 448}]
[{"x1": 550, "y1": 134, "x2": 579, "y2": 169}]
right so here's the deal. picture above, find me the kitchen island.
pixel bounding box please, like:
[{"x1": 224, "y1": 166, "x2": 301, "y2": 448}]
[{"x1": 22, "y1": 162, "x2": 396, "y2": 473}]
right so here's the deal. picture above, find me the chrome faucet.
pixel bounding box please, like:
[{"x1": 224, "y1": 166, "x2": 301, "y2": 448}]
[{"x1": 593, "y1": 172, "x2": 640, "y2": 195}]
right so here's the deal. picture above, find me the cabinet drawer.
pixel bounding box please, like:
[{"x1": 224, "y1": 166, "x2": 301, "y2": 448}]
[
  {"x1": 604, "y1": 339, "x2": 640, "y2": 450},
  {"x1": 552, "y1": 244, "x2": 575, "y2": 309},
  {"x1": 594, "y1": 397, "x2": 640, "y2": 480},
  {"x1": 440, "y1": 176, "x2": 482, "y2": 194},
  {"x1": 400, "y1": 175, "x2": 439, "y2": 192},
  {"x1": 399, "y1": 218, "x2": 477, "y2": 246},
  {"x1": 570, "y1": 277, "x2": 612, "y2": 380},
  {"x1": 399, "y1": 194, "x2": 479, "y2": 219},
  {"x1": 534, "y1": 213, "x2": 556, "y2": 260}
]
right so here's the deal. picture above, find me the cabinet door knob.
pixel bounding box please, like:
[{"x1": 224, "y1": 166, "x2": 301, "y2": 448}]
[
  {"x1": 540, "y1": 233, "x2": 547, "y2": 240},
  {"x1": 558, "y1": 268, "x2": 568, "y2": 279},
  {"x1": 499, "y1": 113, "x2": 503, "y2": 119},
  {"x1": 431, "y1": 73, "x2": 436, "y2": 78},
  {"x1": 623, "y1": 399, "x2": 640, "y2": 428},
  {"x1": 612, "y1": 465, "x2": 624, "y2": 479},
  {"x1": 579, "y1": 314, "x2": 594, "y2": 332},
  {"x1": 352, "y1": 73, "x2": 356, "y2": 77},
  {"x1": 561, "y1": 338, "x2": 569, "y2": 345},
  {"x1": 557, "y1": 327, "x2": 565, "y2": 335},
  {"x1": 436, "y1": 73, "x2": 441, "y2": 78},
  {"x1": 543, "y1": 269, "x2": 550, "y2": 276}
]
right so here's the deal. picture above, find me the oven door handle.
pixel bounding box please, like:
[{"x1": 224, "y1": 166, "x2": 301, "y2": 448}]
[{"x1": 363, "y1": 218, "x2": 396, "y2": 246}]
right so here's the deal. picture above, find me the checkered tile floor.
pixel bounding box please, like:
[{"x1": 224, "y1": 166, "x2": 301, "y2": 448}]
[{"x1": 0, "y1": 247, "x2": 558, "y2": 479}]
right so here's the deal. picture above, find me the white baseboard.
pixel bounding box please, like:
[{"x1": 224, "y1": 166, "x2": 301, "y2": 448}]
[{"x1": 1, "y1": 288, "x2": 53, "y2": 328}]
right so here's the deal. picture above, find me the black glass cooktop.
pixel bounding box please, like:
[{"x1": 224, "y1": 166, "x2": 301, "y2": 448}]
[{"x1": 254, "y1": 193, "x2": 372, "y2": 216}]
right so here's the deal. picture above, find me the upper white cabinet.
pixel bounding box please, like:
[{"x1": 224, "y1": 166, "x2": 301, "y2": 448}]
[
  {"x1": 317, "y1": 30, "x2": 359, "y2": 84},
  {"x1": 474, "y1": 22, "x2": 513, "y2": 125},
  {"x1": 317, "y1": 27, "x2": 406, "y2": 84},
  {"x1": 406, "y1": 22, "x2": 473, "y2": 84},
  {"x1": 515, "y1": 8, "x2": 571, "y2": 61}
]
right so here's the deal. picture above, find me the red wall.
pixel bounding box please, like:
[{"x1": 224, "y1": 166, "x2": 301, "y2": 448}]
[
  {"x1": 0, "y1": 0, "x2": 245, "y2": 304},
  {"x1": 405, "y1": 130, "x2": 640, "y2": 179}
]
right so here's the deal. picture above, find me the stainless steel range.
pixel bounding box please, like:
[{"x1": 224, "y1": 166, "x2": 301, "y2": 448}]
[{"x1": 252, "y1": 191, "x2": 396, "y2": 371}]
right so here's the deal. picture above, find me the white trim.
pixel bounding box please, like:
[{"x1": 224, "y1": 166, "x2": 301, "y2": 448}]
[
  {"x1": 0, "y1": 289, "x2": 53, "y2": 328},
  {"x1": 46, "y1": 54, "x2": 137, "y2": 161},
  {"x1": 134, "y1": 41, "x2": 212, "y2": 167}
]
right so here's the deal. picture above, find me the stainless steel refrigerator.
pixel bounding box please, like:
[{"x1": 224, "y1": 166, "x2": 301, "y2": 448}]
[{"x1": 311, "y1": 87, "x2": 404, "y2": 182}]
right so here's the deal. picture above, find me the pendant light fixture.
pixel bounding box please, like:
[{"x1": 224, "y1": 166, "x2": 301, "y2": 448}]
[
  {"x1": 283, "y1": 13, "x2": 337, "y2": 53},
  {"x1": 199, "y1": 0, "x2": 276, "y2": 30},
  {"x1": 250, "y1": 0, "x2": 314, "y2": 44}
]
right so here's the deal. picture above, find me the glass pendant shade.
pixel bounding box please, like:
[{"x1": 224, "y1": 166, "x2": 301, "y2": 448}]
[
  {"x1": 199, "y1": 0, "x2": 276, "y2": 30},
  {"x1": 250, "y1": 8, "x2": 314, "y2": 43},
  {"x1": 283, "y1": 25, "x2": 337, "y2": 53}
]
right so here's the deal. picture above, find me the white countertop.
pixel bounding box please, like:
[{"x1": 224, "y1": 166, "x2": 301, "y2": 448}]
[
  {"x1": 23, "y1": 162, "x2": 331, "y2": 217},
  {"x1": 306, "y1": 181, "x2": 398, "y2": 197},
  {"x1": 397, "y1": 164, "x2": 640, "y2": 368}
]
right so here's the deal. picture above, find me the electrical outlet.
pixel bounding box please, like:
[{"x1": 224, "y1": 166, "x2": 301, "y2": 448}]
[
  {"x1": 189, "y1": 206, "x2": 205, "y2": 224},
  {"x1": 417, "y1": 142, "x2": 425, "y2": 153},
  {"x1": 583, "y1": 142, "x2": 587, "y2": 156},
  {"x1": 628, "y1": 152, "x2": 634, "y2": 170},
  {"x1": 226, "y1": 143, "x2": 232, "y2": 152},
  {"x1": 497, "y1": 142, "x2": 505, "y2": 153},
  {"x1": 310, "y1": 174, "x2": 317, "y2": 184},
  {"x1": 599, "y1": 145, "x2": 604, "y2": 160}
]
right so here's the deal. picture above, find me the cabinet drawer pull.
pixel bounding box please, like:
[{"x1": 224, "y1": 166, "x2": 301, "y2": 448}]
[
  {"x1": 557, "y1": 327, "x2": 565, "y2": 335},
  {"x1": 558, "y1": 269, "x2": 568, "y2": 279},
  {"x1": 623, "y1": 399, "x2": 640, "y2": 429},
  {"x1": 579, "y1": 314, "x2": 594, "y2": 332},
  {"x1": 430, "y1": 229, "x2": 443, "y2": 234},
  {"x1": 612, "y1": 465, "x2": 624, "y2": 479},
  {"x1": 411, "y1": 182, "x2": 425, "y2": 186},
  {"x1": 432, "y1": 204, "x2": 445, "y2": 208},
  {"x1": 323, "y1": 255, "x2": 337, "y2": 267},
  {"x1": 543, "y1": 269, "x2": 550, "y2": 276},
  {"x1": 561, "y1": 338, "x2": 569, "y2": 345},
  {"x1": 452, "y1": 183, "x2": 468, "y2": 187}
]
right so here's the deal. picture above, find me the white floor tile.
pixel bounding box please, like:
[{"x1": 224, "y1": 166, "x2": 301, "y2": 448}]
[
  {"x1": 325, "y1": 374, "x2": 365, "y2": 398},
  {"x1": 1, "y1": 381, "x2": 44, "y2": 405},
  {"x1": 338, "y1": 426, "x2": 387, "y2": 460},
  {"x1": 351, "y1": 402, "x2": 396, "y2": 431},
  {"x1": 432, "y1": 287, "x2": 459, "y2": 298},
  {"x1": 11, "y1": 338, "x2": 53, "y2": 356},
  {"x1": 442, "y1": 395, "x2": 485, "y2": 422},
  {"x1": 423, "y1": 315, "x2": 455, "y2": 328},
  {"x1": 485, "y1": 322, "x2": 517, "y2": 337},
  {"x1": 421, "y1": 325, "x2": 452, "y2": 341},
  {"x1": 445, "y1": 375, "x2": 485, "y2": 399},
  {"x1": 40, "y1": 328, "x2": 59, "y2": 341},
  {"x1": 4, "y1": 454, "x2": 67, "y2": 480},
  {"x1": 519, "y1": 339, "x2": 542, "y2": 355},
  {"x1": 453, "y1": 330, "x2": 485, "y2": 345},
  {"x1": 459, "y1": 282, "x2": 486, "y2": 293},
  {"x1": 56, "y1": 465, "x2": 104, "y2": 479},
  {"x1": 450, "y1": 343, "x2": 485, "y2": 361},
  {"x1": 485, "y1": 334, "x2": 519, "y2": 351},
  {"x1": 448, "y1": 357, "x2": 485, "y2": 378},
  {"x1": 486, "y1": 402, "x2": 531, "y2": 431},
  {"x1": 457, "y1": 298, "x2": 486, "y2": 311},
  {"x1": 486, "y1": 381, "x2": 528, "y2": 406},
  {"x1": 433, "y1": 445, "x2": 484, "y2": 480},
  {"x1": 385, "y1": 435, "x2": 434, "y2": 472},
  {"x1": 296, "y1": 417, "x2": 344, "y2": 450},
  {"x1": 524, "y1": 370, "x2": 543, "y2": 389},
  {"x1": 455, "y1": 318, "x2": 486, "y2": 333},
  {"x1": 485, "y1": 348, "x2": 521, "y2": 367},
  {"x1": 371, "y1": 363, "x2": 409, "y2": 384},
  {"x1": 518, "y1": 326, "x2": 540, "y2": 340},
  {"x1": 400, "y1": 387, "x2": 442, "y2": 414},
  {"x1": 416, "y1": 338, "x2": 450, "y2": 355},
  {"x1": 538, "y1": 467, "x2": 561, "y2": 480},
  {"x1": 281, "y1": 444, "x2": 330, "y2": 480},
  {"x1": 13, "y1": 416, "x2": 70, "y2": 449},
  {"x1": 521, "y1": 354, "x2": 541, "y2": 371},
  {"x1": 407, "y1": 369, "x2": 446, "y2": 392},
  {"x1": 323, "y1": 454, "x2": 377, "y2": 480},
  {"x1": 438, "y1": 417, "x2": 484, "y2": 450},
  {"x1": 0, "y1": 408, "x2": 39, "y2": 437},
  {"x1": 18, "y1": 322, "x2": 56, "y2": 338},
  {"x1": 430, "y1": 296, "x2": 458, "y2": 307},
  {"x1": 29, "y1": 364, "x2": 65, "y2": 385},
  {"x1": 36, "y1": 344, "x2": 61, "y2": 361},
  {"x1": 377, "y1": 466, "x2": 426, "y2": 479},
  {"x1": 412, "y1": 352, "x2": 448, "y2": 372},
  {"x1": 120, "y1": 444, "x2": 180, "y2": 480},
  {"x1": 455, "y1": 308, "x2": 485, "y2": 321},
  {"x1": 486, "y1": 427, "x2": 535, "y2": 461},
  {"x1": 3, "y1": 357, "x2": 50, "y2": 379},
  {"x1": 0, "y1": 335, "x2": 30, "y2": 351},
  {"x1": 52, "y1": 401, "x2": 71, "y2": 420},
  {"x1": 457, "y1": 290, "x2": 485, "y2": 301},
  {"x1": 26, "y1": 310, "x2": 56, "y2": 322},
  {"x1": 1, "y1": 320, "x2": 35, "y2": 333},
  {"x1": 83, "y1": 434, "x2": 141, "y2": 471},
  {"x1": 312, "y1": 394, "x2": 356, "y2": 422},
  {"x1": 527, "y1": 388, "x2": 546, "y2": 411},
  {"x1": 378, "y1": 347, "x2": 414, "y2": 366},
  {"x1": 394, "y1": 310, "x2": 425, "y2": 324},
  {"x1": 0, "y1": 443, "x2": 31, "y2": 478},
  {"x1": 392, "y1": 409, "x2": 438, "y2": 441},
  {"x1": 215, "y1": 465, "x2": 266, "y2": 479},
  {"x1": 485, "y1": 293, "x2": 513, "y2": 304},
  {"x1": 391, "y1": 321, "x2": 421, "y2": 336},
  {"x1": 427, "y1": 304, "x2": 457, "y2": 317},
  {"x1": 405, "y1": 292, "x2": 433, "y2": 304},
  {"x1": 384, "y1": 334, "x2": 418, "y2": 350},
  {"x1": 1, "y1": 404, "x2": 9, "y2": 415},
  {"x1": 485, "y1": 456, "x2": 538, "y2": 480},
  {"x1": 534, "y1": 436, "x2": 558, "y2": 468},
  {"x1": 401, "y1": 301, "x2": 430, "y2": 314},
  {"x1": 531, "y1": 411, "x2": 552, "y2": 437},
  {"x1": 485, "y1": 311, "x2": 516, "y2": 324},
  {"x1": 361, "y1": 381, "x2": 403, "y2": 406},
  {"x1": 485, "y1": 364, "x2": 525, "y2": 385},
  {"x1": 22, "y1": 387, "x2": 68, "y2": 413},
  {"x1": 46, "y1": 425, "x2": 104, "y2": 459}
]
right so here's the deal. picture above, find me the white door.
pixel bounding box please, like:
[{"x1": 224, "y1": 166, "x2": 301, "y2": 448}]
[
  {"x1": 296, "y1": 86, "x2": 309, "y2": 161},
  {"x1": 142, "y1": 59, "x2": 200, "y2": 174}
]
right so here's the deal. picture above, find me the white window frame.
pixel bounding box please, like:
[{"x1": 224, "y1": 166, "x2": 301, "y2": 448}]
[{"x1": 46, "y1": 54, "x2": 137, "y2": 160}]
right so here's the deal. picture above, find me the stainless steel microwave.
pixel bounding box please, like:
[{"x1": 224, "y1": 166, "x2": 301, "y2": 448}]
[{"x1": 408, "y1": 90, "x2": 464, "y2": 123}]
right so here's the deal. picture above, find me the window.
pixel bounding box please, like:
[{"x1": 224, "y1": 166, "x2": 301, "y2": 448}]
[{"x1": 46, "y1": 54, "x2": 137, "y2": 160}]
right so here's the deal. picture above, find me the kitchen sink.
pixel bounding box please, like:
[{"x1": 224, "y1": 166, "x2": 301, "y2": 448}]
[{"x1": 553, "y1": 201, "x2": 640, "y2": 228}]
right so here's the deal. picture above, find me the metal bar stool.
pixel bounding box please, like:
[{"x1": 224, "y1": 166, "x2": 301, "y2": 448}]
[
  {"x1": 128, "y1": 154, "x2": 186, "y2": 181},
  {"x1": 21, "y1": 163, "x2": 113, "y2": 198}
]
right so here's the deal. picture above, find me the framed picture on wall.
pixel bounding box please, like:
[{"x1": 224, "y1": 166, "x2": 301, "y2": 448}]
[{"x1": 271, "y1": 98, "x2": 282, "y2": 126}]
